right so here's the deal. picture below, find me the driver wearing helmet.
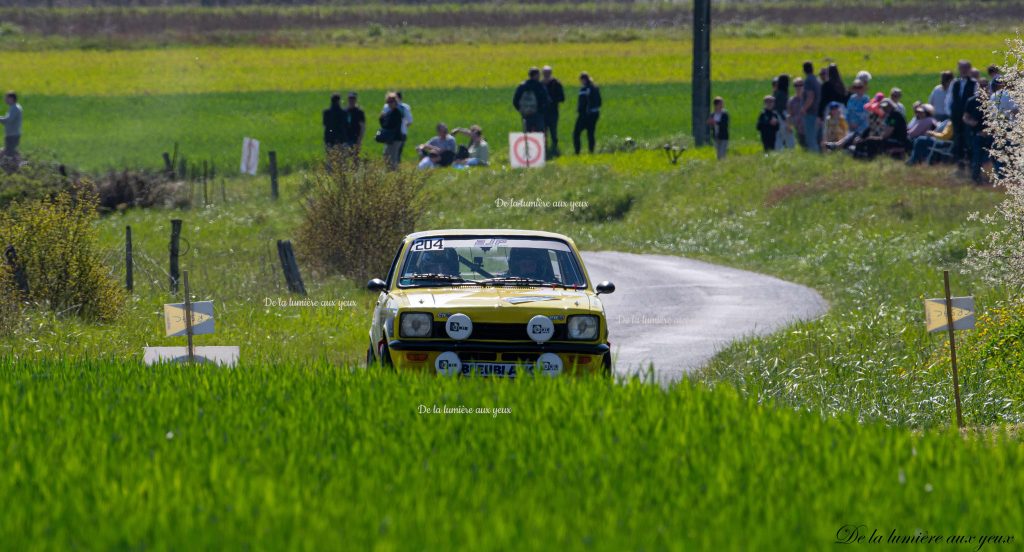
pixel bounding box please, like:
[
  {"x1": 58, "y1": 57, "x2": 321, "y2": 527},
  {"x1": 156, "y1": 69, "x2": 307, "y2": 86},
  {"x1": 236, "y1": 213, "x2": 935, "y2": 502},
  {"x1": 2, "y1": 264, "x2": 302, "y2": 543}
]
[
  {"x1": 415, "y1": 249, "x2": 458, "y2": 276},
  {"x1": 506, "y1": 248, "x2": 553, "y2": 281}
]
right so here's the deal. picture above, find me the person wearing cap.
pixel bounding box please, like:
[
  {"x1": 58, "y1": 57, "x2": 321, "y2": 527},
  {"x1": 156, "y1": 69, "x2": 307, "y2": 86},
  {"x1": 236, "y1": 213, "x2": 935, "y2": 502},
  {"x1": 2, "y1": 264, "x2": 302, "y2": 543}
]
[
  {"x1": 541, "y1": 65, "x2": 565, "y2": 157},
  {"x1": 756, "y1": 95, "x2": 780, "y2": 153},
  {"x1": 821, "y1": 101, "x2": 848, "y2": 151},
  {"x1": 342, "y1": 92, "x2": 366, "y2": 155},
  {"x1": 322, "y1": 93, "x2": 349, "y2": 157},
  {"x1": 907, "y1": 104, "x2": 937, "y2": 140},
  {"x1": 890, "y1": 88, "x2": 906, "y2": 117}
]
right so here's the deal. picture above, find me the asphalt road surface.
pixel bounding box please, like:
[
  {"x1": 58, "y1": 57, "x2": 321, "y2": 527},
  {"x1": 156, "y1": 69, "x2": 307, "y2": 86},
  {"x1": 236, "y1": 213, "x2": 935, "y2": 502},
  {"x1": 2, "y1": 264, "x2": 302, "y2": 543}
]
[{"x1": 582, "y1": 251, "x2": 829, "y2": 382}]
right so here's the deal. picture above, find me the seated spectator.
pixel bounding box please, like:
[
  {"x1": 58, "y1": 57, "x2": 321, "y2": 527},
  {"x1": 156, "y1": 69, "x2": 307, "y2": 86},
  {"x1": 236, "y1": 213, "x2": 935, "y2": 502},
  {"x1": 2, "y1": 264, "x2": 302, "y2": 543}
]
[
  {"x1": 822, "y1": 101, "x2": 848, "y2": 150},
  {"x1": 852, "y1": 99, "x2": 907, "y2": 159},
  {"x1": 845, "y1": 79, "x2": 869, "y2": 135},
  {"x1": 906, "y1": 119, "x2": 953, "y2": 165},
  {"x1": 451, "y1": 125, "x2": 490, "y2": 168},
  {"x1": 417, "y1": 123, "x2": 457, "y2": 169},
  {"x1": 907, "y1": 103, "x2": 937, "y2": 140}
]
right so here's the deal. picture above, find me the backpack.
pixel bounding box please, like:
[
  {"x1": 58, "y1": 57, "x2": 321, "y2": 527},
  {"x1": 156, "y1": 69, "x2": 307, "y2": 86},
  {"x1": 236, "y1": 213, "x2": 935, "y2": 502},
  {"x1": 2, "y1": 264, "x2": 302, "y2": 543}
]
[{"x1": 519, "y1": 88, "x2": 539, "y2": 117}]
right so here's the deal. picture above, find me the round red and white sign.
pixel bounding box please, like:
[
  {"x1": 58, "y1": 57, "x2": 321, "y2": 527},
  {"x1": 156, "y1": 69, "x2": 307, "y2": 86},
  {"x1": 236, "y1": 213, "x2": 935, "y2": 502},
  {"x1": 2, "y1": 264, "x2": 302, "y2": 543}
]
[{"x1": 511, "y1": 134, "x2": 544, "y2": 166}]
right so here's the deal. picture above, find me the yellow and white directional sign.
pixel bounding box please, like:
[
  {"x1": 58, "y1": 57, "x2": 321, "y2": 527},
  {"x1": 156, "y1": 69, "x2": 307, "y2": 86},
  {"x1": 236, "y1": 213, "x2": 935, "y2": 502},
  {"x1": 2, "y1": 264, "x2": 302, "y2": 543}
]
[
  {"x1": 924, "y1": 296, "x2": 975, "y2": 333},
  {"x1": 164, "y1": 301, "x2": 215, "y2": 337}
]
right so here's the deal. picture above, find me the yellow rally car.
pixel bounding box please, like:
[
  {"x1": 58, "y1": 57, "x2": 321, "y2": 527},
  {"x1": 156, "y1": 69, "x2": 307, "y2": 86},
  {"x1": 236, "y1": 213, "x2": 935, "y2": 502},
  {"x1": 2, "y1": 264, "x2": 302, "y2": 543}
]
[{"x1": 366, "y1": 229, "x2": 616, "y2": 377}]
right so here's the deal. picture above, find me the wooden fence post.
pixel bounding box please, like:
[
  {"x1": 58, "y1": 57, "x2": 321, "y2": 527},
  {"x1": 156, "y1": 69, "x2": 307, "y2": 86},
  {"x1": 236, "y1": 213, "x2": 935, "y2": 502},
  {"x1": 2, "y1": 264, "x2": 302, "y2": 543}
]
[
  {"x1": 125, "y1": 225, "x2": 134, "y2": 293},
  {"x1": 170, "y1": 219, "x2": 182, "y2": 293},
  {"x1": 277, "y1": 240, "x2": 306, "y2": 295},
  {"x1": 269, "y1": 150, "x2": 279, "y2": 200}
]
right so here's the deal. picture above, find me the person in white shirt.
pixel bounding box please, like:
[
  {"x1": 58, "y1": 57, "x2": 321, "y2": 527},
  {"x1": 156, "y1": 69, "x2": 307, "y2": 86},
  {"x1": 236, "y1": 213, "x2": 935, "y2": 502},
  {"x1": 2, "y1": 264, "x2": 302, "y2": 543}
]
[
  {"x1": 382, "y1": 91, "x2": 413, "y2": 161},
  {"x1": 0, "y1": 91, "x2": 22, "y2": 158},
  {"x1": 928, "y1": 71, "x2": 954, "y2": 121}
]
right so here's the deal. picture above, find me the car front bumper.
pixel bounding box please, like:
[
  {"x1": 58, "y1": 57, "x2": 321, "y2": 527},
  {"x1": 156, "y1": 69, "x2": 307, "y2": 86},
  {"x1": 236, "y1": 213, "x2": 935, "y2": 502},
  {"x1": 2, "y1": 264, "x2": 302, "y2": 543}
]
[{"x1": 386, "y1": 339, "x2": 610, "y2": 376}]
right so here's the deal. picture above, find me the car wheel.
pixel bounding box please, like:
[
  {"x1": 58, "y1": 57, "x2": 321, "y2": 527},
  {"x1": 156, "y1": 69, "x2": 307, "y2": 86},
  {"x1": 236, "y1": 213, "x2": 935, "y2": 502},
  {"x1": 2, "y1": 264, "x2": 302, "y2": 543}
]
[
  {"x1": 380, "y1": 344, "x2": 395, "y2": 371},
  {"x1": 602, "y1": 353, "x2": 612, "y2": 377},
  {"x1": 366, "y1": 345, "x2": 375, "y2": 368}
]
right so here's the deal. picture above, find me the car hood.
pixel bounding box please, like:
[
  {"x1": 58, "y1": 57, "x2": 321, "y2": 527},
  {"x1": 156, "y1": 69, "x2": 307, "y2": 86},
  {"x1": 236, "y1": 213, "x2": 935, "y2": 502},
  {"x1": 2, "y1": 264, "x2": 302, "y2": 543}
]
[{"x1": 395, "y1": 287, "x2": 602, "y2": 315}]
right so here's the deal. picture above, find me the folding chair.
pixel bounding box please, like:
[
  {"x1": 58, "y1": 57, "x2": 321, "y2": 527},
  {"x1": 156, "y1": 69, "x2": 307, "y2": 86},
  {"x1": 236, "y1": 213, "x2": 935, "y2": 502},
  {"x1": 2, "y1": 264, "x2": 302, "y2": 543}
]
[{"x1": 925, "y1": 139, "x2": 954, "y2": 164}]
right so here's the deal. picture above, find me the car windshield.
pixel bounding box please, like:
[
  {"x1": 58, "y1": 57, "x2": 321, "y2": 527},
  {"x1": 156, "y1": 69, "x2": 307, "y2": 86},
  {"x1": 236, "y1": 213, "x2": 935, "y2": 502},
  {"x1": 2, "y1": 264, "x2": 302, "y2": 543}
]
[{"x1": 398, "y1": 236, "x2": 588, "y2": 288}]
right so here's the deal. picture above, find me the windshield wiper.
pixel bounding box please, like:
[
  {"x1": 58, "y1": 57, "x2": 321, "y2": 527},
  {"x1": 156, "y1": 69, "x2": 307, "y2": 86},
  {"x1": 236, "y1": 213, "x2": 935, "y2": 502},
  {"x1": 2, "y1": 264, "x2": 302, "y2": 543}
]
[
  {"x1": 402, "y1": 273, "x2": 481, "y2": 285},
  {"x1": 479, "y1": 276, "x2": 571, "y2": 288}
]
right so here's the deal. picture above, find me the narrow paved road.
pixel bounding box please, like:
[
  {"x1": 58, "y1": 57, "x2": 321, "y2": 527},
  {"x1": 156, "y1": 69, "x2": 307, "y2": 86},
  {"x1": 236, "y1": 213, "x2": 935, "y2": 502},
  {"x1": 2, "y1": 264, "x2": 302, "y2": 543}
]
[{"x1": 582, "y1": 251, "x2": 829, "y2": 382}]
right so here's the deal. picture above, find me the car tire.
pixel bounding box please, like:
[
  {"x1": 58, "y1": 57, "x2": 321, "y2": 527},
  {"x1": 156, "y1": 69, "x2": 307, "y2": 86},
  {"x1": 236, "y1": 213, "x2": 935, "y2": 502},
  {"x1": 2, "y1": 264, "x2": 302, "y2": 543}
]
[
  {"x1": 366, "y1": 345, "x2": 375, "y2": 368},
  {"x1": 380, "y1": 344, "x2": 395, "y2": 371},
  {"x1": 602, "y1": 353, "x2": 612, "y2": 377}
]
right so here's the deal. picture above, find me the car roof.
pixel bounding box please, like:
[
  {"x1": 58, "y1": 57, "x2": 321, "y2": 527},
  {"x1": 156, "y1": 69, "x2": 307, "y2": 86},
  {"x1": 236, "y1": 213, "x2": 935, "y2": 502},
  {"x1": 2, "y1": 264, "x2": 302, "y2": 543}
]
[{"x1": 404, "y1": 229, "x2": 576, "y2": 243}]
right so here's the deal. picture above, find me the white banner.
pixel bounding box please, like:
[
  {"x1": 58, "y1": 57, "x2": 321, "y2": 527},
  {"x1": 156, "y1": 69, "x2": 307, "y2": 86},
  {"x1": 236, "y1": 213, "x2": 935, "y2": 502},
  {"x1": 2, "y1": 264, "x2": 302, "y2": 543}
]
[
  {"x1": 509, "y1": 132, "x2": 545, "y2": 169},
  {"x1": 240, "y1": 137, "x2": 260, "y2": 175}
]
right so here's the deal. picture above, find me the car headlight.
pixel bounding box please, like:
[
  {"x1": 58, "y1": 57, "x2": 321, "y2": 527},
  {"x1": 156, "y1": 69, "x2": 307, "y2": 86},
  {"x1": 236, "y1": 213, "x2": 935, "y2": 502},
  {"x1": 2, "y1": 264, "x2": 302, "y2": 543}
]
[
  {"x1": 567, "y1": 315, "x2": 599, "y2": 340},
  {"x1": 400, "y1": 312, "x2": 433, "y2": 338}
]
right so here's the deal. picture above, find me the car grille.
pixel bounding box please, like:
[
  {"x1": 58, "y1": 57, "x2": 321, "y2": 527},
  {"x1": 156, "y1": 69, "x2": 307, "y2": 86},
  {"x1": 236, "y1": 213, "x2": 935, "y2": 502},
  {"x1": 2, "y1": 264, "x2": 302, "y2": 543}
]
[{"x1": 431, "y1": 321, "x2": 568, "y2": 341}]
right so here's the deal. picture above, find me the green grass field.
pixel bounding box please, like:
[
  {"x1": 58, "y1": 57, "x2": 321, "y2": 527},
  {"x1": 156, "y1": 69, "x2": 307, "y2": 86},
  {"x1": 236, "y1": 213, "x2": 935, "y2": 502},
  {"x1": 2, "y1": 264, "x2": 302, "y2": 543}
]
[
  {"x1": 3, "y1": 357, "x2": 1023, "y2": 551},
  {"x1": 3, "y1": 24, "x2": 1024, "y2": 550}
]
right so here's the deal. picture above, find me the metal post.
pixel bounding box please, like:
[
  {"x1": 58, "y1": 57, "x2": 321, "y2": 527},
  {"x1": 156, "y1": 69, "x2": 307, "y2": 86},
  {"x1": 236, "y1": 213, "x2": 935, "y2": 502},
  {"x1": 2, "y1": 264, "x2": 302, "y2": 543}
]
[
  {"x1": 169, "y1": 219, "x2": 182, "y2": 293},
  {"x1": 269, "y1": 150, "x2": 279, "y2": 199},
  {"x1": 125, "y1": 225, "x2": 133, "y2": 293},
  {"x1": 183, "y1": 270, "x2": 194, "y2": 363},
  {"x1": 943, "y1": 270, "x2": 964, "y2": 429},
  {"x1": 692, "y1": 0, "x2": 712, "y2": 147}
]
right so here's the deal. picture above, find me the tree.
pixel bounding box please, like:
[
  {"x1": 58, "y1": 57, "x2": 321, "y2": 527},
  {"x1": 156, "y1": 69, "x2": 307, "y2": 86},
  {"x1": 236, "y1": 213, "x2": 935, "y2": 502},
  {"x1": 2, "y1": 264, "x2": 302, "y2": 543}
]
[{"x1": 967, "y1": 34, "x2": 1024, "y2": 289}]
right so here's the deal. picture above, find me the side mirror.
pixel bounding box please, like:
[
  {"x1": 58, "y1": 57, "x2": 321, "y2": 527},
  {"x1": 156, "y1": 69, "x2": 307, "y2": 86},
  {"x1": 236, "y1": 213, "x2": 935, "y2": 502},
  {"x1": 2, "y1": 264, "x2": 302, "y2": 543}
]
[
  {"x1": 367, "y1": 278, "x2": 387, "y2": 292},
  {"x1": 596, "y1": 281, "x2": 615, "y2": 295}
]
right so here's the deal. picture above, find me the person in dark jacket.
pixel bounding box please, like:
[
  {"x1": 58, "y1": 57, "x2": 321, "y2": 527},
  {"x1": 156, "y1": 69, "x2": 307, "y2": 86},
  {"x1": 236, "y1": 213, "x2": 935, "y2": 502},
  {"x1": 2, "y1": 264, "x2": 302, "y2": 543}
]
[
  {"x1": 756, "y1": 96, "x2": 780, "y2": 153},
  {"x1": 342, "y1": 91, "x2": 366, "y2": 155},
  {"x1": 573, "y1": 71, "x2": 601, "y2": 155},
  {"x1": 963, "y1": 89, "x2": 990, "y2": 184},
  {"x1": 947, "y1": 60, "x2": 978, "y2": 169},
  {"x1": 322, "y1": 94, "x2": 348, "y2": 154},
  {"x1": 380, "y1": 92, "x2": 404, "y2": 169},
  {"x1": 513, "y1": 67, "x2": 551, "y2": 134},
  {"x1": 772, "y1": 74, "x2": 792, "y2": 149},
  {"x1": 542, "y1": 65, "x2": 565, "y2": 157},
  {"x1": 818, "y1": 64, "x2": 848, "y2": 119},
  {"x1": 706, "y1": 96, "x2": 729, "y2": 160}
]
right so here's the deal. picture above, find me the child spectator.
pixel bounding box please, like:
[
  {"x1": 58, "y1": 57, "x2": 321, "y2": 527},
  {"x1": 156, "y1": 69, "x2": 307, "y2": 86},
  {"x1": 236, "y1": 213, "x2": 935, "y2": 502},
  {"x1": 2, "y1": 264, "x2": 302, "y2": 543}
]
[
  {"x1": 756, "y1": 96, "x2": 780, "y2": 153},
  {"x1": 822, "y1": 101, "x2": 849, "y2": 150},
  {"x1": 706, "y1": 96, "x2": 729, "y2": 160}
]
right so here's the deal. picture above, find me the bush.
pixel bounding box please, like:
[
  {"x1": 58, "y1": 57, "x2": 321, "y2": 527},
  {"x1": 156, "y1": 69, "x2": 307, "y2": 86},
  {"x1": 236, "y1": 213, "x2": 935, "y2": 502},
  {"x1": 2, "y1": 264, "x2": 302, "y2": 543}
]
[
  {"x1": 0, "y1": 187, "x2": 123, "y2": 321},
  {"x1": 0, "y1": 155, "x2": 73, "y2": 208},
  {"x1": 0, "y1": 268, "x2": 20, "y2": 337},
  {"x1": 298, "y1": 154, "x2": 426, "y2": 283},
  {"x1": 93, "y1": 168, "x2": 189, "y2": 212}
]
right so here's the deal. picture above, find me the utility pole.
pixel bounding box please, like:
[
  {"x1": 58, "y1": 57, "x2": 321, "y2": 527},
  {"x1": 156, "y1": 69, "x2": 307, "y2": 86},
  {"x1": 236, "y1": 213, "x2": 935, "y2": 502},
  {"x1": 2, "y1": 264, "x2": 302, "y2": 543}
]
[{"x1": 692, "y1": 0, "x2": 712, "y2": 147}]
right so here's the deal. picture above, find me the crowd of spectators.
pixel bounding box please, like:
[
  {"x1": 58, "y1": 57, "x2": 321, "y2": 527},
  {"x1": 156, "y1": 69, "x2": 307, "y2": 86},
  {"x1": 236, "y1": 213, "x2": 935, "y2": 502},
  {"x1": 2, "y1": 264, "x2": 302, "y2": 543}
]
[{"x1": 752, "y1": 59, "x2": 1018, "y2": 184}]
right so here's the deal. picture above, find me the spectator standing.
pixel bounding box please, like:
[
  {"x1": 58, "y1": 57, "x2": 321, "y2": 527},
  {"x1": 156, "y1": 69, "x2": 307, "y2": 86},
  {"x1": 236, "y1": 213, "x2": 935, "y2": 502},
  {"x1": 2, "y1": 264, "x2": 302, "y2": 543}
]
[
  {"x1": 788, "y1": 78, "x2": 805, "y2": 148},
  {"x1": 946, "y1": 60, "x2": 978, "y2": 169},
  {"x1": 907, "y1": 104, "x2": 937, "y2": 140},
  {"x1": 1, "y1": 92, "x2": 23, "y2": 159},
  {"x1": 890, "y1": 88, "x2": 906, "y2": 117},
  {"x1": 855, "y1": 70, "x2": 873, "y2": 90},
  {"x1": 987, "y1": 65, "x2": 1002, "y2": 92},
  {"x1": 342, "y1": 92, "x2": 366, "y2": 155},
  {"x1": 772, "y1": 75, "x2": 794, "y2": 149},
  {"x1": 573, "y1": 71, "x2": 602, "y2": 155},
  {"x1": 322, "y1": 93, "x2": 348, "y2": 155},
  {"x1": 395, "y1": 91, "x2": 413, "y2": 161},
  {"x1": 379, "y1": 92, "x2": 404, "y2": 169},
  {"x1": 963, "y1": 88, "x2": 989, "y2": 183},
  {"x1": 929, "y1": 71, "x2": 954, "y2": 121},
  {"x1": 706, "y1": 96, "x2": 730, "y2": 160},
  {"x1": 513, "y1": 67, "x2": 551, "y2": 134},
  {"x1": 819, "y1": 64, "x2": 848, "y2": 119},
  {"x1": 756, "y1": 95, "x2": 780, "y2": 153},
  {"x1": 416, "y1": 123, "x2": 457, "y2": 170},
  {"x1": 541, "y1": 65, "x2": 565, "y2": 157},
  {"x1": 452, "y1": 125, "x2": 490, "y2": 168},
  {"x1": 991, "y1": 77, "x2": 1019, "y2": 120},
  {"x1": 800, "y1": 61, "x2": 822, "y2": 152}
]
